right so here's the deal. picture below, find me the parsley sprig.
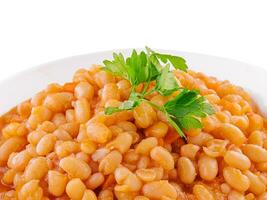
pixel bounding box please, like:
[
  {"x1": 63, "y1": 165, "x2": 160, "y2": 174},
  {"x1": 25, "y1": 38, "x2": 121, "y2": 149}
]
[{"x1": 103, "y1": 47, "x2": 214, "y2": 139}]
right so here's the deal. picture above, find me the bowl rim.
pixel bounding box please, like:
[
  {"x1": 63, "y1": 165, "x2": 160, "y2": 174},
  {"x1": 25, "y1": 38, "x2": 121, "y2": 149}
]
[{"x1": 1, "y1": 48, "x2": 267, "y2": 85}]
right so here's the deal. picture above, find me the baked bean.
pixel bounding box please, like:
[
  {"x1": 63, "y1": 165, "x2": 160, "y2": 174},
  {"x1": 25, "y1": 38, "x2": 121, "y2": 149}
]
[
  {"x1": 73, "y1": 68, "x2": 95, "y2": 83},
  {"x1": 205, "y1": 93, "x2": 220, "y2": 104},
  {"x1": 99, "y1": 150, "x2": 122, "y2": 175},
  {"x1": 150, "y1": 146, "x2": 174, "y2": 170},
  {"x1": 28, "y1": 106, "x2": 52, "y2": 129},
  {"x1": 180, "y1": 144, "x2": 200, "y2": 159},
  {"x1": 25, "y1": 144, "x2": 38, "y2": 157},
  {"x1": 55, "y1": 141, "x2": 80, "y2": 158},
  {"x1": 80, "y1": 140, "x2": 96, "y2": 155},
  {"x1": 203, "y1": 139, "x2": 228, "y2": 158},
  {"x1": 187, "y1": 132, "x2": 214, "y2": 146},
  {"x1": 116, "y1": 121, "x2": 137, "y2": 132},
  {"x1": 247, "y1": 113, "x2": 264, "y2": 133},
  {"x1": 24, "y1": 157, "x2": 49, "y2": 181},
  {"x1": 74, "y1": 98, "x2": 91, "y2": 123},
  {"x1": 108, "y1": 125, "x2": 123, "y2": 136},
  {"x1": 198, "y1": 154, "x2": 218, "y2": 181},
  {"x1": 97, "y1": 190, "x2": 113, "y2": 200},
  {"x1": 52, "y1": 113, "x2": 67, "y2": 126},
  {"x1": 223, "y1": 166, "x2": 250, "y2": 192},
  {"x1": 185, "y1": 128, "x2": 201, "y2": 137},
  {"x1": 76, "y1": 151, "x2": 90, "y2": 163},
  {"x1": 13, "y1": 172, "x2": 25, "y2": 189},
  {"x1": 17, "y1": 101, "x2": 32, "y2": 119},
  {"x1": 82, "y1": 189, "x2": 97, "y2": 200},
  {"x1": 216, "y1": 111, "x2": 231, "y2": 123},
  {"x1": 193, "y1": 184, "x2": 215, "y2": 200},
  {"x1": 177, "y1": 157, "x2": 197, "y2": 184},
  {"x1": 43, "y1": 92, "x2": 73, "y2": 112},
  {"x1": 31, "y1": 91, "x2": 46, "y2": 107},
  {"x1": 127, "y1": 131, "x2": 140, "y2": 144},
  {"x1": 94, "y1": 70, "x2": 115, "y2": 88},
  {"x1": 2, "y1": 168, "x2": 16, "y2": 185},
  {"x1": 76, "y1": 124, "x2": 89, "y2": 142},
  {"x1": 231, "y1": 115, "x2": 249, "y2": 132},
  {"x1": 59, "y1": 156, "x2": 91, "y2": 180},
  {"x1": 2, "y1": 122, "x2": 28, "y2": 138},
  {"x1": 66, "y1": 109, "x2": 76, "y2": 122},
  {"x1": 36, "y1": 134, "x2": 57, "y2": 156},
  {"x1": 66, "y1": 178, "x2": 86, "y2": 200},
  {"x1": 136, "y1": 168, "x2": 157, "y2": 182},
  {"x1": 137, "y1": 156, "x2": 150, "y2": 169},
  {"x1": 59, "y1": 122, "x2": 80, "y2": 137},
  {"x1": 244, "y1": 170, "x2": 266, "y2": 195},
  {"x1": 45, "y1": 83, "x2": 62, "y2": 93},
  {"x1": 104, "y1": 99, "x2": 121, "y2": 110},
  {"x1": 75, "y1": 81, "x2": 94, "y2": 100},
  {"x1": 116, "y1": 79, "x2": 131, "y2": 100},
  {"x1": 106, "y1": 132, "x2": 133, "y2": 153},
  {"x1": 101, "y1": 83, "x2": 120, "y2": 103},
  {"x1": 18, "y1": 180, "x2": 43, "y2": 200},
  {"x1": 220, "y1": 183, "x2": 231, "y2": 194},
  {"x1": 224, "y1": 150, "x2": 251, "y2": 170},
  {"x1": 242, "y1": 144, "x2": 267, "y2": 162},
  {"x1": 115, "y1": 110, "x2": 134, "y2": 124},
  {"x1": 37, "y1": 121, "x2": 56, "y2": 133},
  {"x1": 124, "y1": 149, "x2": 139, "y2": 164},
  {"x1": 248, "y1": 130, "x2": 264, "y2": 146},
  {"x1": 114, "y1": 166, "x2": 142, "y2": 192},
  {"x1": 214, "y1": 123, "x2": 246, "y2": 146},
  {"x1": 133, "y1": 102, "x2": 156, "y2": 128},
  {"x1": 202, "y1": 116, "x2": 219, "y2": 133},
  {"x1": 7, "y1": 150, "x2": 31, "y2": 171},
  {"x1": 145, "y1": 122, "x2": 168, "y2": 138},
  {"x1": 86, "y1": 172, "x2": 105, "y2": 189},
  {"x1": 48, "y1": 170, "x2": 68, "y2": 197},
  {"x1": 53, "y1": 128, "x2": 72, "y2": 141},
  {"x1": 91, "y1": 148, "x2": 110, "y2": 162},
  {"x1": 87, "y1": 122, "x2": 112, "y2": 144},
  {"x1": 0, "y1": 137, "x2": 26, "y2": 163},
  {"x1": 135, "y1": 137, "x2": 158, "y2": 155},
  {"x1": 142, "y1": 180, "x2": 177, "y2": 199}
]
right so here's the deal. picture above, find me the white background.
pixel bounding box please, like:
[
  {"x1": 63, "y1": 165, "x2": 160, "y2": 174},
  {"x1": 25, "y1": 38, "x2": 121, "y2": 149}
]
[{"x1": 0, "y1": 0, "x2": 267, "y2": 81}]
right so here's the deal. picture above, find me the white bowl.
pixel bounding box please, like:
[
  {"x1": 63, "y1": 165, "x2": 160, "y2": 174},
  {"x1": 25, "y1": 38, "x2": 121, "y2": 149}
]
[{"x1": 0, "y1": 49, "x2": 266, "y2": 116}]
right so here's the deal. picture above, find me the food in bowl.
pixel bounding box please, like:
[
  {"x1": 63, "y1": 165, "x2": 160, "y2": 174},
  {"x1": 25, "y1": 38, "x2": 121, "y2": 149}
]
[{"x1": 0, "y1": 47, "x2": 267, "y2": 200}]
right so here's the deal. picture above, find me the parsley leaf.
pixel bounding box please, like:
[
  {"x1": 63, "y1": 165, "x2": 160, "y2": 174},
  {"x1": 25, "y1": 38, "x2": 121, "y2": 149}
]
[
  {"x1": 103, "y1": 50, "x2": 159, "y2": 87},
  {"x1": 126, "y1": 50, "x2": 159, "y2": 86},
  {"x1": 103, "y1": 53, "x2": 129, "y2": 80},
  {"x1": 146, "y1": 47, "x2": 188, "y2": 72},
  {"x1": 155, "y1": 64, "x2": 179, "y2": 96},
  {"x1": 154, "y1": 53, "x2": 188, "y2": 72},
  {"x1": 163, "y1": 89, "x2": 215, "y2": 130}
]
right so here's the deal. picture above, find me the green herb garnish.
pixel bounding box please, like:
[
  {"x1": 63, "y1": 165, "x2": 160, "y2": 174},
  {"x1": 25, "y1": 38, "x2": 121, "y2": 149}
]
[{"x1": 103, "y1": 47, "x2": 214, "y2": 139}]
